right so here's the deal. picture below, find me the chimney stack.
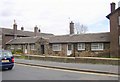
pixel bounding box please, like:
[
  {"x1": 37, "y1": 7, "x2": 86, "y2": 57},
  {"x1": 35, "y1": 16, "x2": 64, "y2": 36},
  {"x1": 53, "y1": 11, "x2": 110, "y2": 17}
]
[
  {"x1": 34, "y1": 25, "x2": 38, "y2": 36},
  {"x1": 13, "y1": 20, "x2": 17, "y2": 34},
  {"x1": 69, "y1": 21, "x2": 74, "y2": 34},
  {"x1": 21, "y1": 26, "x2": 24, "y2": 31},
  {"x1": 111, "y1": 2, "x2": 116, "y2": 12},
  {"x1": 13, "y1": 20, "x2": 17, "y2": 39}
]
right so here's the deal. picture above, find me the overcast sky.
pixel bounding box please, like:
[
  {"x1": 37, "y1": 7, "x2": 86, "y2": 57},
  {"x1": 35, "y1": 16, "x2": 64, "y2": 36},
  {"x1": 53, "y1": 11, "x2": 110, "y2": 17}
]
[{"x1": 0, "y1": 0, "x2": 119, "y2": 35}]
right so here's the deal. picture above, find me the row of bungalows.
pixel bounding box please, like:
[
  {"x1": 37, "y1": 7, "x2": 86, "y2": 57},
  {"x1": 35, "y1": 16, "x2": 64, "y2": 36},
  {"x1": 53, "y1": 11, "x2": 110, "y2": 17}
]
[
  {"x1": 1, "y1": 2, "x2": 120, "y2": 57},
  {"x1": 6, "y1": 32, "x2": 110, "y2": 57}
]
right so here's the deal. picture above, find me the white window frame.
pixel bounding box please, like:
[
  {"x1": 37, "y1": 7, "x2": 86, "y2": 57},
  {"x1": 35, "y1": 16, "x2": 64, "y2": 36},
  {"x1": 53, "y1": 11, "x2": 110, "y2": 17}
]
[
  {"x1": 77, "y1": 43, "x2": 85, "y2": 51},
  {"x1": 31, "y1": 44, "x2": 35, "y2": 50},
  {"x1": 52, "y1": 44, "x2": 61, "y2": 51},
  {"x1": 91, "y1": 43, "x2": 104, "y2": 51}
]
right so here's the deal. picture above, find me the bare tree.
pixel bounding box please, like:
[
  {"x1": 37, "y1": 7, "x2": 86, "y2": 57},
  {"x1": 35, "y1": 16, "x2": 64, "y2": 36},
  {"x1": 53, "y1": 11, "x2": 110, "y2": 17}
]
[{"x1": 75, "y1": 22, "x2": 88, "y2": 34}]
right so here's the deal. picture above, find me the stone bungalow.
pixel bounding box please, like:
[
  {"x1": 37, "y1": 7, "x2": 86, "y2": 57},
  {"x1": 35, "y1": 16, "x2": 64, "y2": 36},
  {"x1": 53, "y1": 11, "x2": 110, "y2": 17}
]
[
  {"x1": 6, "y1": 36, "x2": 49, "y2": 55},
  {"x1": 48, "y1": 32, "x2": 110, "y2": 57},
  {"x1": 1, "y1": 2, "x2": 120, "y2": 57},
  {"x1": 6, "y1": 32, "x2": 110, "y2": 57}
]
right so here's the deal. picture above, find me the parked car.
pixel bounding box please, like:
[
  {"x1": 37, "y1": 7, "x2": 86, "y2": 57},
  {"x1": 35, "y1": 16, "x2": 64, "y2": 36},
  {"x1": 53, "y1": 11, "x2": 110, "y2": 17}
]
[{"x1": 0, "y1": 50, "x2": 14, "y2": 70}]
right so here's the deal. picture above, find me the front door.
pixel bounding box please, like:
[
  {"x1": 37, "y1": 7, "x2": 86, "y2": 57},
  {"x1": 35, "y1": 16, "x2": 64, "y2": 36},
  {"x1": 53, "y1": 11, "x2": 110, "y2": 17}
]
[
  {"x1": 25, "y1": 45, "x2": 28, "y2": 54},
  {"x1": 41, "y1": 45, "x2": 44, "y2": 54},
  {"x1": 67, "y1": 44, "x2": 73, "y2": 56}
]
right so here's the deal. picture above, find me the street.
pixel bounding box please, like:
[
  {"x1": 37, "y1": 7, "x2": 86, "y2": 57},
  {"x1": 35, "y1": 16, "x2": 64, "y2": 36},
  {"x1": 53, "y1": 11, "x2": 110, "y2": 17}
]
[{"x1": 1, "y1": 63, "x2": 118, "y2": 80}]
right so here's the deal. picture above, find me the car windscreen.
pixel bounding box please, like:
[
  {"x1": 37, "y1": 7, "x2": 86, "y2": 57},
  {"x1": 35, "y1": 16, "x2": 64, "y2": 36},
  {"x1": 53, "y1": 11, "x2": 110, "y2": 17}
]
[{"x1": 0, "y1": 51, "x2": 13, "y2": 57}]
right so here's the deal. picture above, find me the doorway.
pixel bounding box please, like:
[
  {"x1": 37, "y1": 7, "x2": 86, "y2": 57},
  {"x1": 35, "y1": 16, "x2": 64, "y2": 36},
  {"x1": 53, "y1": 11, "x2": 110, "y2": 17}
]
[
  {"x1": 67, "y1": 44, "x2": 73, "y2": 56},
  {"x1": 41, "y1": 45, "x2": 44, "y2": 54}
]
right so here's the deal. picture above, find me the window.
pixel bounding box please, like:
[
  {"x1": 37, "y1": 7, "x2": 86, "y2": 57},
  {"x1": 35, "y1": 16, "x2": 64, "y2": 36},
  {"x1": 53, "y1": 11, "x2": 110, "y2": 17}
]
[
  {"x1": 52, "y1": 44, "x2": 61, "y2": 51},
  {"x1": 31, "y1": 44, "x2": 35, "y2": 50},
  {"x1": 77, "y1": 43, "x2": 85, "y2": 50},
  {"x1": 2, "y1": 51, "x2": 13, "y2": 57},
  {"x1": 68, "y1": 44, "x2": 72, "y2": 50},
  {"x1": 91, "y1": 43, "x2": 104, "y2": 51}
]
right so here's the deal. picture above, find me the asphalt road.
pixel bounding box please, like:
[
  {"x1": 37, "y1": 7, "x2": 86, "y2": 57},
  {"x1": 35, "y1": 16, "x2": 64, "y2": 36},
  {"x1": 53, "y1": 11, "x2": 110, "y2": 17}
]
[{"x1": 1, "y1": 64, "x2": 119, "y2": 80}]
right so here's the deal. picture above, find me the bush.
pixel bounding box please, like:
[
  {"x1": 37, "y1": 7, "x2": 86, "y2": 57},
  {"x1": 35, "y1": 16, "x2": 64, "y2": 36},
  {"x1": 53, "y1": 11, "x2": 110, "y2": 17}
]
[
  {"x1": 11, "y1": 50, "x2": 15, "y2": 54},
  {"x1": 14, "y1": 49, "x2": 23, "y2": 54}
]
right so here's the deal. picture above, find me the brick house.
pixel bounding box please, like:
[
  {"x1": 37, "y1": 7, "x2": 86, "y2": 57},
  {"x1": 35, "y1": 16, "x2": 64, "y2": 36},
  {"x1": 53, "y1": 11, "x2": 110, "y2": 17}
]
[
  {"x1": 2, "y1": 2, "x2": 120, "y2": 57},
  {"x1": 106, "y1": 2, "x2": 120, "y2": 57}
]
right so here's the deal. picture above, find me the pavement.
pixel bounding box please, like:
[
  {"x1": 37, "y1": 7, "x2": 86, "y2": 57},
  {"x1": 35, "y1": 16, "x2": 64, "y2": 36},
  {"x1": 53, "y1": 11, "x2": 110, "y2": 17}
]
[{"x1": 15, "y1": 58, "x2": 119, "y2": 75}]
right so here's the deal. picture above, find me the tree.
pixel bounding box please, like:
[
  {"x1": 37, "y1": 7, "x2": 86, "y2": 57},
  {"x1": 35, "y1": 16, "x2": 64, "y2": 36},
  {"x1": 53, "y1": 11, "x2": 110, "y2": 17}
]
[{"x1": 75, "y1": 22, "x2": 88, "y2": 34}]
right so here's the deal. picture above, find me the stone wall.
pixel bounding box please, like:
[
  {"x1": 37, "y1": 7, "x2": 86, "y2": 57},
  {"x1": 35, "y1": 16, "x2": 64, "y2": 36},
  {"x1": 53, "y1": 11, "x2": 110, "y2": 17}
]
[
  {"x1": 14, "y1": 55, "x2": 119, "y2": 65},
  {"x1": 7, "y1": 42, "x2": 110, "y2": 57},
  {"x1": 49, "y1": 43, "x2": 67, "y2": 56},
  {"x1": 49, "y1": 42, "x2": 110, "y2": 57}
]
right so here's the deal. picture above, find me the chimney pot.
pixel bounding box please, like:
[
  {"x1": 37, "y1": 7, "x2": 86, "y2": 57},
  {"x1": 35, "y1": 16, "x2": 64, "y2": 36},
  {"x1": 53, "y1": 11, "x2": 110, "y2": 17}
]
[
  {"x1": 21, "y1": 27, "x2": 24, "y2": 31},
  {"x1": 38, "y1": 29, "x2": 41, "y2": 33}
]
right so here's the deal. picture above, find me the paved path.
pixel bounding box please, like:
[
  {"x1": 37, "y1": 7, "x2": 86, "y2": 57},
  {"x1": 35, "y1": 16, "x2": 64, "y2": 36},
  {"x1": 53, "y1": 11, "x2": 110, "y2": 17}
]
[{"x1": 15, "y1": 58, "x2": 119, "y2": 75}]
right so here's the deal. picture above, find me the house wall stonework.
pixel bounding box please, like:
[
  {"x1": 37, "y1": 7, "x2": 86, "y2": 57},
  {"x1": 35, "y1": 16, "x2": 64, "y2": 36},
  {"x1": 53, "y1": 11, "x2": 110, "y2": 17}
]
[
  {"x1": 6, "y1": 41, "x2": 110, "y2": 57},
  {"x1": 49, "y1": 42, "x2": 110, "y2": 57},
  {"x1": 75, "y1": 43, "x2": 110, "y2": 57},
  {"x1": 118, "y1": 9, "x2": 120, "y2": 57},
  {"x1": 6, "y1": 37, "x2": 50, "y2": 55},
  {"x1": 49, "y1": 43, "x2": 67, "y2": 56},
  {"x1": 109, "y1": 9, "x2": 120, "y2": 57},
  {"x1": 3, "y1": 35, "x2": 14, "y2": 49}
]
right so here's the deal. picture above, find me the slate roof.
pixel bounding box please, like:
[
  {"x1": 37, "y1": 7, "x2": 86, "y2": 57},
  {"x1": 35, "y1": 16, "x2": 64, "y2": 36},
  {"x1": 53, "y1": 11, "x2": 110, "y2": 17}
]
[
  {"x1": 5, "y1": 31, "x2": 110, "y2": 44},
  {"x1": 0, "y1": 28, "x2": 54, "y2": 38},
  {"x1": 49, "y1": 32, "x2": 110, "y2": 43},
  {"x1": 6, "y1": 36, "x2": 47, "y2": 44}
]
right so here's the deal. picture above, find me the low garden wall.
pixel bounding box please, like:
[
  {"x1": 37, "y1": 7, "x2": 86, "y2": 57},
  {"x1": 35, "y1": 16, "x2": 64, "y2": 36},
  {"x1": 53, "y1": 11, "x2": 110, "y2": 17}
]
[{"x1": 14, "y1": 55, "x2": 119, "y2": 65}]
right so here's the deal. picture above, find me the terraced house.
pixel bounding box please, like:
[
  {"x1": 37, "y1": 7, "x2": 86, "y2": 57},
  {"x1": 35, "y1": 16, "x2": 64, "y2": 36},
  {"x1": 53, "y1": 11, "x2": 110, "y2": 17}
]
[
  {"x1": 1, "y1": 2, "x2": 120, "y2": 57},
  {"x1": 0, "y1": 21, "x2": 54, "y2": 51}
]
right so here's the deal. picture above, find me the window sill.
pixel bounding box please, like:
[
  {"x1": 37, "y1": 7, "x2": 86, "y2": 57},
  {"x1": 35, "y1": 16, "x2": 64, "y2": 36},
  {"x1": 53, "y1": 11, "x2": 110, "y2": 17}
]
[
  {"x1": 78, "y1": 49, "x2": 85, "y2": 51},
  {"x1": 91, "y1": 49, "x2": 103, "y2": 51}
]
